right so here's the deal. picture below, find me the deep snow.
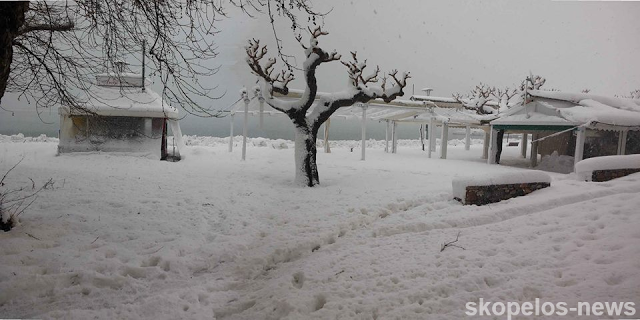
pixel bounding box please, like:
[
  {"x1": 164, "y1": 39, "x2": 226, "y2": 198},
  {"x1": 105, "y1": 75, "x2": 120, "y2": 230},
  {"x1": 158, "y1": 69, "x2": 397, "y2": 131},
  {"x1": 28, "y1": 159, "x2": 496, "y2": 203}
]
[{"x1": 0, "y1": 135, "x2": 638, "y2": 319}]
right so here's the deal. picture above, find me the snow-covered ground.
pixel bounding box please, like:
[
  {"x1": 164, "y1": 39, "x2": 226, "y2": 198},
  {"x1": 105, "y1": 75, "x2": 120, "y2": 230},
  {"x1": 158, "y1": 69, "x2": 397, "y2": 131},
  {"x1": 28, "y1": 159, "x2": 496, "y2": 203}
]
[{"x1": 0, "y1": 135, "x2": 638, "y2": 319}]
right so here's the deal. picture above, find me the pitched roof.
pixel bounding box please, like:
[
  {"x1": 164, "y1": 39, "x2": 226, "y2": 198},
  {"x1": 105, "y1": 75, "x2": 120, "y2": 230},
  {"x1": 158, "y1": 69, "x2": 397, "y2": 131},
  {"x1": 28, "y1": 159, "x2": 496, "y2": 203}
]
[
  {"x1": 492, "y1": 90, "x2": 640, "y2": 130},
  {"x1": 59, "y1": 74, "x2": 179, "y2": 119}
]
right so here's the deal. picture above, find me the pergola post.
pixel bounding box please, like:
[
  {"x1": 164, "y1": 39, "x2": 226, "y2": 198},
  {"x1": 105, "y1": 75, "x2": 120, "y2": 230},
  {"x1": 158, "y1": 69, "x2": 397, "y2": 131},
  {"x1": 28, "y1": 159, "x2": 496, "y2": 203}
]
[
  {"x1": 573, "y1": 127, "x2": 586, "y2": 169},
  {"x1": 324, "y1": 118, "x2": 331, "y2": 153},
  {"x1": 531, "y1": 133, "x2": 540, "y2": 167},
  {"x1": 256, "y1": 88, "x2": 265, "y2": 130},
  {"x1": 428, "y1": 117, "x2": 435, "y2": 158},
  {"x1": 482, "y1": 128, "x2": 489, "y2": 160},
  {"x1": 229, "y1": 113, "x2": 235, "y2": 152},
  {"x1": 464, "y1": 125, "x2": 471, "y2": 151},
  {"x1": 618, "y1": 130, "x2": 628, "y2": 155},
  {"x1": 241, "y1": 90, "x2": 249, "y2": 161},
  {"x1": 488, "y1": 126, "x2": 498, "y2": 164},
  {"x1": 391, "y1": 120, "x2": 398, "y2": 154},
  {"x1": 361, "y1": 104, "x2": 367, "y2": 161},
  {"x1": 385, "y1": 120, "x2": 390, "y2": 153},
  {"x1": 440, "y1": 122, "x2": 449, "y2": 159},
  {"x1": 520, "y1": 133, "x2": 528, "y2": 158},
  {"x1": 420, "y1": 124, "x2": 426, "y2": 151}
]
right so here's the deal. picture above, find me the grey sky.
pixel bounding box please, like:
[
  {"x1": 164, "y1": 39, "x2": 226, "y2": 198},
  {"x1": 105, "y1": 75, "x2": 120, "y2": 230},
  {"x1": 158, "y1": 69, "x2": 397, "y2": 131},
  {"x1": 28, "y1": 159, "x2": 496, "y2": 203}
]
[
  {"x1": 1, "y1": 0, "x2": 639, "y2": 137},
  {"x1": 233, "y1": 0, "x2": 640, "y2": 96}
]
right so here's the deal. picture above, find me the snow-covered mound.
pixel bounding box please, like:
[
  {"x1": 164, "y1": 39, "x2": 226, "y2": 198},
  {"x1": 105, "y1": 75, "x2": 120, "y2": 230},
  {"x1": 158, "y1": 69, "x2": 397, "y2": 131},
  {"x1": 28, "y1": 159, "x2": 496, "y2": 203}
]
[
  {"x1": 452, "y1": 171, "x2": 551, "y2": 201},
  {"x1": 0, "y1": 133, "x2": 58, "y2": 143},
  {"x1": 575, "y1": 154, "x2": 640, "y2": 181},
  {"x1": 536, "y1": 151, "x2": 575, "y2": 174},
  {"x1": 183, "y1": 134, "x2": 484, "y2": 150}
]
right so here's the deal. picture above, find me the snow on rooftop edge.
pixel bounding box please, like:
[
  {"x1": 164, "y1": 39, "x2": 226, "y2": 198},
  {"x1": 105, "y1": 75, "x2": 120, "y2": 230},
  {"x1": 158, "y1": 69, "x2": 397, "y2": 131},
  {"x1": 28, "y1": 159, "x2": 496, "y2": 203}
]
[
  {"x1": 559, "y1": 99, "x2": 640, "y2": 128},
  {"x1": 60, "y1": 85, "x2": 179, "y2": 119},
  {"x1": 529, "y1": 90, "x2": 640, "y2": 113}
]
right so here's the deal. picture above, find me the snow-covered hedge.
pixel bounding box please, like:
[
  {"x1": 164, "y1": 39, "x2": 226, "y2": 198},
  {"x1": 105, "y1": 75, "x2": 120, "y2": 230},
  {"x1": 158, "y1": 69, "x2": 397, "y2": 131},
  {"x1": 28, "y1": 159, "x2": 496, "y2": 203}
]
[
  {"x1": 575, "y1": 154, "x2": 640, "y2": 181},
  {"x1": 453, "y1": 171, "x2": 552, "y2": 205}
]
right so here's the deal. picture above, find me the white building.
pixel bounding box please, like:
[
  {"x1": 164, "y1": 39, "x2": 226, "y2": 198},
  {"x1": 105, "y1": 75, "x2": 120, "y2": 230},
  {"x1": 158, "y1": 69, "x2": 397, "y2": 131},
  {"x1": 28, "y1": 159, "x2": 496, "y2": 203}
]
[{"x1": 58, "y1": 73, "x2": 185, "y2": 160}]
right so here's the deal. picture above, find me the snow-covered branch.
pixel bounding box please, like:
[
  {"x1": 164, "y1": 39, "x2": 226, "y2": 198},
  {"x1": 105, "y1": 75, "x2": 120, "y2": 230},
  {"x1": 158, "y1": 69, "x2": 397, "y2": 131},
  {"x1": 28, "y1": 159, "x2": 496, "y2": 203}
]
[
  {"x1": 453, "y1": 83, "x2": 496, "y2": 115},
  {"x1": 520, "y1": 74, "x2": 546, "y2": 92},
  {"x1": 246, "y1": 26, "x2": 342, "y2": 116},
  {"x1": 308, "y1": 56, "x2": 409, "y2": 127},
  {"x1": 492, "y1": 87, "x2": 520, "y2": 112}
]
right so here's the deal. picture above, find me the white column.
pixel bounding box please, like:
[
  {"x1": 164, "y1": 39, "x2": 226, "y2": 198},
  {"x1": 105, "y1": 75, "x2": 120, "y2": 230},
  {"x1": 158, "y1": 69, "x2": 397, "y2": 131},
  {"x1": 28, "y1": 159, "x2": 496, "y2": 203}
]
[
  {"x1": 258, "y1": 95, "x2": 264, "y2": 130},
  {"x1": 229, "y1": 113, "x2": 234, "y2": 152},
  {"x1": 531, "y1": 133, "x2": 540, "y2": 167},
  {"x1": 420, "y1": 124, "x2": 426, "y2": 151},
  {"x1": 384, "y1": 120, "x2": 390, "y2": 153},
  {"x1": 574, "y1": 127, "x2": 585, "y2": 168},
  {"x1": 241, "y1": 91, "x2": 249, "y2": 161},
  {"x1": 391, "y1": 121, "x2": 398, "y2": 154},
  {"x1": 323, "y1": 118, "x2": 331, "y2": 153},
  {"x1": 361, "y1": 104, "x2": 367, "y2": 161},
  {"x1": 168, "y1": 120, "x2": 186, "y2": 159},
  {"x1": 428, "y1": 117, "x2": 435, "y2": 158},
  {"x1": 482, "y1": 129, "x2": 489, "y2": 160},
  {"x1": 145, "y1": 118, "x2": 153, "y2": 137},
  {"x1": 488, "y1": 126, "x2": 498, "y2": 164},
  {"x1": 465, "y1": 125, "x2": 471, "y2": 151},
  {"x1": 440, "y1": 122, "x2": 449, "y2": 159},
  {"x1": 618, "y1": 130, "x2": 628, "y2": 155},
  {"x1": 520, "y1": 133, "x2": 528, "y2": 158}
]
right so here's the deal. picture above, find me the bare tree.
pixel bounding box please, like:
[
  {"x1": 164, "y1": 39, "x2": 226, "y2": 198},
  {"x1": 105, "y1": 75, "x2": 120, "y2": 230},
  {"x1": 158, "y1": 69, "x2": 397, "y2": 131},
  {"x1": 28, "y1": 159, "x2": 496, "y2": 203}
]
[
  {"x1": 453, "y1": 83, "x2": 495, "y2": 115},
  {"x1": 246, "y1": 27, "x2": 410, "y2": 187},
  {"x1": 520, "y1": 74, "x2": 546, "y2": 92},
  {"x1": 492, "y1": 86, "x2": 519, "y2": 112},
  {"x1": 0, "y1": 0, "x2": 324, "y2": 117},
  {"x1": 453, "y1": 74, "x2": 547, "y2": 115},
  {"x1": 617, "y1": 89, "x2": 640, "y2": 99}
]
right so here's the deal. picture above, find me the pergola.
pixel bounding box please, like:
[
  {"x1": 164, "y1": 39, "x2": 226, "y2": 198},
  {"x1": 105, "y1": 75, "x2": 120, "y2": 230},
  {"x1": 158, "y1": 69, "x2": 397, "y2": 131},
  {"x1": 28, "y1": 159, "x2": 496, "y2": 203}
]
[
  {"x1": 225, "y1": 88, "x2": 495, "y2": 161},
  {"x1": 488, "y1": 90, "x2": 640, "y2": 169}
]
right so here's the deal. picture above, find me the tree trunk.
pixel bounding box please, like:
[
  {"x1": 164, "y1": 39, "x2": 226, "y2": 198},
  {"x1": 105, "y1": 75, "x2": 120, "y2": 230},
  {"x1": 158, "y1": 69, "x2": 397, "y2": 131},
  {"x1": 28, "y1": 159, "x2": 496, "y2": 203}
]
[
  {"x1": 0, "y1": 2, "x2": 29, "y2": 104},
  {"x1": 294, "y1": 127, "x2": 319, "y2": 187}
]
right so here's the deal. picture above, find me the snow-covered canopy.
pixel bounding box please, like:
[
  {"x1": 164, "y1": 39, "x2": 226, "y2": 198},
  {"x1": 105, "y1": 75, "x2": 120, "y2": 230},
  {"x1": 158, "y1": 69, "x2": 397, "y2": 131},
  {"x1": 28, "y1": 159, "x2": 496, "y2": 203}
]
[
  {"x1": 229, "y1": 89, "x2": 493, "y2": 126},
  {"x1": 492, "y1": 90, "x2": 640, "y2": 130},
  {"x1": 59, "y1": 74, "x2": 179, "y2": 119}
]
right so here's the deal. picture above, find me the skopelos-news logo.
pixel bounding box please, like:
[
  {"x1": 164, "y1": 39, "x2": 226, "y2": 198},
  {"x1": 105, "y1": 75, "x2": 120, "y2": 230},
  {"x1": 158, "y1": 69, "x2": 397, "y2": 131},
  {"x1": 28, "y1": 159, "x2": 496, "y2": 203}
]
[{"x1": 466, "y1": 298, "x2": 636, "y2": 319}]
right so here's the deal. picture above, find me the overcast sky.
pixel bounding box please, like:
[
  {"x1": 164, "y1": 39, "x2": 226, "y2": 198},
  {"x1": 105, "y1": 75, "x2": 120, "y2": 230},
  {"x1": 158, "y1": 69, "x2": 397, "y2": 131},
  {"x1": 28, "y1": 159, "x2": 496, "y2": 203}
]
[
  {"x1": 1, "y1": 0, "x2": 639, "y2": 136},
  {"x1": 231, "y1": 0, "x2": 640, "y2": 96}
]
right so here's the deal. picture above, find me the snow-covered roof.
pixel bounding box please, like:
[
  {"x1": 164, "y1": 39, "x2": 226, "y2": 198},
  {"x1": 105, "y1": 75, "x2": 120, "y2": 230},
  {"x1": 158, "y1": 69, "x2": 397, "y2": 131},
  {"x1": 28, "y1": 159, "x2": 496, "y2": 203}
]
[
  {"x1": 492, "y1": 90, "x2": 640, "y2": 130},
  {"x1": 410, "y1": 95, "x2": 457, "y2": 103},
  {"x1": 59, "y1": 76, "x2": 178, "y2": 119},
  {"x1": 529, "y1": 90, "x2": 640, "y2": 113}
]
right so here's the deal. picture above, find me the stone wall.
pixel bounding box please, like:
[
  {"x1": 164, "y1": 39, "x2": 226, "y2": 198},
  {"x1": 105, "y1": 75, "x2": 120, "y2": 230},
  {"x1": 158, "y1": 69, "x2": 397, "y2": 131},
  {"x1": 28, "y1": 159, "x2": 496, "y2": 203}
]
[
  {"x1": 458, "y1": 182, "x2": 550, "y2": 206},
  {"x1": 592, "y1": 168, "x2": 640, "y2": 182}
]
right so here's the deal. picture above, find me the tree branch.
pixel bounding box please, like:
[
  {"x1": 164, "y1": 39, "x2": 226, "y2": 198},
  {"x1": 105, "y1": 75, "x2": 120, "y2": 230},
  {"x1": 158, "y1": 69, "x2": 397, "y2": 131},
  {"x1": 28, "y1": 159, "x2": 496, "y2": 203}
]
[{"x1": 17, "y1": 21, "x2": 74, "y2": 36}]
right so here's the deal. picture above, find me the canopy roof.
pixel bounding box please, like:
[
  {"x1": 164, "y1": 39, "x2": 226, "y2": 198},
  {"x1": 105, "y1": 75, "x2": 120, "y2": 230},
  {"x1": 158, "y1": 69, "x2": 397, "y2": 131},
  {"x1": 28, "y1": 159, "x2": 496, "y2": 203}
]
[
  {"x1": 59, "y1": 74, "x2": 179, "y2": 119},
  {"x1": 229, "y1": 89, "x2": 493, "y2": 126},
  {"x1": 492, "y1": 90, "x2": 640, "y2": 130}
]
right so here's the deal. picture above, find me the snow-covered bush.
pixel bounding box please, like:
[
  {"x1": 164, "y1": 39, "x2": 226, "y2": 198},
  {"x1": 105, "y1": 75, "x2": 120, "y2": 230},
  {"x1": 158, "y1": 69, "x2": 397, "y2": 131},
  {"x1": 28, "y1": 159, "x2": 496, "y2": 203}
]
[{"x1": 0, "y1": 159, "x2": 52, "y2": 231}]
